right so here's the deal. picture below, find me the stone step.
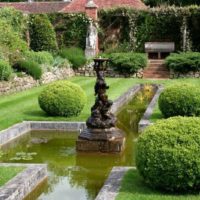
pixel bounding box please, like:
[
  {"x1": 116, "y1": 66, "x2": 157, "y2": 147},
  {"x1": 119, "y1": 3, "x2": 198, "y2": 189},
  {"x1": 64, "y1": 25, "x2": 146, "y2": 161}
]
[
  {"x1": 149, "y1": 59, "x2": 165, "y2": 64},
  {"x1": 143, "y1": 74, "x2": 170, "y2": 78}
]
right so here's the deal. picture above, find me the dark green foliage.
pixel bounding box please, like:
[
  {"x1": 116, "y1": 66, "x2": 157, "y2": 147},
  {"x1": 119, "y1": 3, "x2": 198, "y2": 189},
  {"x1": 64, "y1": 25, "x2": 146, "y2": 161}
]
[
  {"x1": 0, "y1": 20, "x2": 28, "y2": 64},
  {"x1": 25, "y1": 51, "x2": 54, "y2": 65},
  {"x1": 107, "y1": 53, "x2": 147, "y2": 74},
  {"x1": 158, "y1": 84, "x2": 200, "y2": 117},
  {"x1": 144, "y1": 0, "x2": 200, "y2": 7},
  {"x1": 99, "y1": 6, "x2": 200, "y2": 52},
  {"x1": 165, "y1": 52, "x2": 200, "y2": 73},
  {"x1": 29, "y1": 14, "x2": 58, "y2": 52},
  {"x1": 13, "y1": 60, "x2": 42, "y2": 80},
  {"x1": 0, "y1": 7, "x2": 27, "y2": 35},
  {"x1": 0, "y1": 60, "x2": 12, "y2": 81},
  {"x1": 59, "y1": 47, "x2": 86, "y2": 69},
  {"x1": 38, "y1": 80, "x2": 87, "y2": 117},
  {"x1": 136, "y1": 116, "x2": 200, "y2": 192},
  {"x1": 48, "y1": 13, "x2": 89, "y2": 49}
]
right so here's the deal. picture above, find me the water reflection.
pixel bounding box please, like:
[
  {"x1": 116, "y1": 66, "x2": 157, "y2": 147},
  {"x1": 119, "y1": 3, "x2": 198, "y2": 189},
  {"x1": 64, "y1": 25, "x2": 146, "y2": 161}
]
[{"x1": 0, "y1": 85, "x2": 155, "y2": 200}]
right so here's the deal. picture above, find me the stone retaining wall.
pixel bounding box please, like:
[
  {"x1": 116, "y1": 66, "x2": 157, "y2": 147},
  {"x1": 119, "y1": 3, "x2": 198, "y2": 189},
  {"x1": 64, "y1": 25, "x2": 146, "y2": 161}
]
[
  {"x1": 0, "y1": 67, "x2": 74, "y2": 95},
  {"x1": 0, "y1": 163, "x2": 47, "y2": 200},
  {"x1": 170, "y1": 70, "x2": 200, "y2": 78},
  {"x1": 74, "y1": 62, "x2": 143, "y2": 78}
]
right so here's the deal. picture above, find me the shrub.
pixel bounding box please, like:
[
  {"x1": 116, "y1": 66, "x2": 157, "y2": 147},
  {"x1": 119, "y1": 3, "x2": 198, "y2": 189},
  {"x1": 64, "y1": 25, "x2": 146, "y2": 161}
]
[
  {"x1": 59, "y1": 47, "x2": 86, "y2": 69},
  {"x1": 108, "y1": 53, "x2": 147, "y2": 74},
  {"x1": 25, "y1": 51, "x2": 54, "y2": 65},
  {"x1": 53, "y1": 56, "x2": 71, "y2": 68},
  {"x1": 13, "y1": 60, "x2": 42, "y2": 80},
  {"x1": 0, "y1": 60, "x2": 12, "y2": 81},
  {"x1": 0, "y1": 20, "x2": 28, "y2": 64},
  {"x1": 38, "y1": 80, "x2": 87, "y2": 117},
  {"x1": 165, "y1": 52, "x2": 200, "y2": 73},
  {"x1": 136, "y1": 117, "x2": 200, "y2": 192},
  {"x1": 29, "y1": 14, "x2": 58, "y2": 52},
  {"x1": 158, "y1": 84, "x2": 200, "y2": 118}
]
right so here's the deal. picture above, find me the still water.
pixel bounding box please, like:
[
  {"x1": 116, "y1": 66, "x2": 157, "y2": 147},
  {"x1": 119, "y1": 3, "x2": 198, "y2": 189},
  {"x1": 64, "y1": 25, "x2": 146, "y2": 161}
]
[{"x1": 0, "y1": 85, "x2": 154, "y2": 200}]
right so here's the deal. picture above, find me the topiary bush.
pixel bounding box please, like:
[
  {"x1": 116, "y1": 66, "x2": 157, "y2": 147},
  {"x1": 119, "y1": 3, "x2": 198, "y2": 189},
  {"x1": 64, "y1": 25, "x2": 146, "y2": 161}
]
[
  {"x1": 108, "y1": 53, "x2": 147, "y2": 74},
  {"x1": 13, "y1": 60, "x2": 42, "y2": 80},
  {"x1": 29, "y1": 14, "x2": 58, "y2": 52},
  {"x1": 25, "y1": 51, "x2": 54, "y2": 65},
  {"x1": 158, "y1": 84, "x2": 200, "y2": 118},
  {"x1": 0, "y1": 60, "x2": 12, "y2": 81},
  {"x1": 165, "y1": 52, "x2": 200, "y2": 73},
  {"x1": 59, "y1": 47, "x2": 86, "y2": 69},
  {"x1": 136, "y1": 116, "x2": 200, "y2": 192},
  {"x1": 38, "y1": 80, "x2": 87, "y2": 117}
]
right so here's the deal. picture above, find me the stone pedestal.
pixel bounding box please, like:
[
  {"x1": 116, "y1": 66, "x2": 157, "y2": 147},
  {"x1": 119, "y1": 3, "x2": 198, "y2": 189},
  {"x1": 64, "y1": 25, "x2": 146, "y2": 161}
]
[
  {"x1": 76, "y1": 128, "x2": 125, "y2": 153},
  {"x1": 85, "y1": 48, "x2": 96, "y2": 59}
]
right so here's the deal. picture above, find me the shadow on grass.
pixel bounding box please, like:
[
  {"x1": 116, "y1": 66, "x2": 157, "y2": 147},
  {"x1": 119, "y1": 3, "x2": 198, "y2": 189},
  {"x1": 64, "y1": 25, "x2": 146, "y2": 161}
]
[{"x1": 117, "y1": 170, "x2": 200, "y2": 200}]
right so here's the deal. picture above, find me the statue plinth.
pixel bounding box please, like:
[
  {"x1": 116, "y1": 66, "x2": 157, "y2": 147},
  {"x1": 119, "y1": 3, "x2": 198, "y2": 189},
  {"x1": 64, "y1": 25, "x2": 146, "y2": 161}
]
[
  {"x1": 76, "y1": 128, "x2": 125, "y2": 153},
  {"x1": 76, "y1": 58, "x2": 125, "y2": 153}
]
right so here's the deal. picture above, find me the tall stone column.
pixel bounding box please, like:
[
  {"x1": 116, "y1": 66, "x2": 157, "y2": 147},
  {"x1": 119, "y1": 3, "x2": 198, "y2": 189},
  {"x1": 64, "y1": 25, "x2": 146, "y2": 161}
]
[{"x1": 85, "y1": 0, "x2": 99, "y2": 58}]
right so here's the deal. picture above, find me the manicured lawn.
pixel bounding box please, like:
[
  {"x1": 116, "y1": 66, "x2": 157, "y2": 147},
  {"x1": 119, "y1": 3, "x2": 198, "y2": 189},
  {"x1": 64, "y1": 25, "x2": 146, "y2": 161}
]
[
  {"x1": 0, "y1": 166, "x2": 25, "y2": 186},
  {"x1": 1, "y1": 76, "x2": 200, "y2": 131},
  {"x1": 116, "y1": 169, "x2": 200, "y2": 200},
  {"x1": 0, "y1": 77, "x2": 149, "y2": 131}
]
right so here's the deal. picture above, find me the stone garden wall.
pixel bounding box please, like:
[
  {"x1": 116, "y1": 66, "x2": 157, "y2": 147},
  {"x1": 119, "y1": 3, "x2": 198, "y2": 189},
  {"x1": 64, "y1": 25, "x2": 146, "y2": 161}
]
[
  {"x1": 170, "y1": 70, "x2": 200, "y2": 78},
  {"x1": 74, "y1": 62, "x2": 143, "y2": 78},
  {"x1": 0, "y1": 67, "x2": 74, "y2": 95}
]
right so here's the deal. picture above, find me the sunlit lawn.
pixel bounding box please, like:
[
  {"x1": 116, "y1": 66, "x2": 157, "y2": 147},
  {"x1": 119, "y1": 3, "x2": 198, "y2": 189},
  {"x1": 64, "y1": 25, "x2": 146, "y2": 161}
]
[{"x1": 1, "y1": 76, "x2": 200, "y2": 131}]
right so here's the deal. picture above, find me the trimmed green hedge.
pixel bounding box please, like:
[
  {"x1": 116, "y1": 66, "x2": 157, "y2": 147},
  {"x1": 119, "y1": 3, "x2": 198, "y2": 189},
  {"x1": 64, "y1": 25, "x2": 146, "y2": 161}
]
[
  {"x1": 13, "y1": 60, "x2": 42, "y2": 80},
  {"x1": 165, "y1": 52, "x2": 200, "y2": 73},
  {"x1": 158, "y1": 84, "x2": 200, "y2": 117},
  {"x1": 136, "y1": 116, "x2": 200, "y2": 192},
  {"x1": 29, "y1": 14, "x2": 58, "y2": 52},
  {"x1": 0, "y1": 60, "x2": 12, "y2": 81},
  {"x1": 38, "y1": 80, "x2": 87, "y2": 117},
  {"x1": 107, "y1": 53, "x2": 147, "y2": 74},
  {"x1": 59, "y1": 47, "x2": 86, "y2": 69}
]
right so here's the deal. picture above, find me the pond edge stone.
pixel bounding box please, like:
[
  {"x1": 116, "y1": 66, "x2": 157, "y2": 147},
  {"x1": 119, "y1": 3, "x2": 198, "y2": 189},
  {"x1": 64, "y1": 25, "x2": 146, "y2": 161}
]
[
  {"x1": 95, "y1": 166, "x2": 135, "y2": 200},
  {"x1": 138, "y1": 85, "x2": 164, "y2": 132},
  {"x1": 0, "y1": 163, "x2": 47, "y2": 200}
]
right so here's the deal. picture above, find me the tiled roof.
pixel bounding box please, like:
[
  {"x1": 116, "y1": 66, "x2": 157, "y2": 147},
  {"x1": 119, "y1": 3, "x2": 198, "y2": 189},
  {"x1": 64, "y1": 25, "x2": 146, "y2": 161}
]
[
  {"x1": 0, "y1": 2, "x2": 70, "y2": 14},
  {"x1": 61, "y1": 0, "x2": 147, "y2": 13},
  {"x1": 0, "y1": 0, "x2": 146, "y2": 14}
]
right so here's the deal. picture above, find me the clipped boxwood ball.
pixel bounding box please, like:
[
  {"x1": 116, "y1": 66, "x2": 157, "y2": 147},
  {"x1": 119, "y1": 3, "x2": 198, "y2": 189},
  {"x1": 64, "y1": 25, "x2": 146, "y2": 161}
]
[
  {"x1": 38, "y1": 80, "x2": 87, "y2": 117},
  {"x1": 158, "y1": 84, "x2": 200, "y2": 118},
  {"x1": 136, "y1": 117, "x2": 200, "y2": 192}
]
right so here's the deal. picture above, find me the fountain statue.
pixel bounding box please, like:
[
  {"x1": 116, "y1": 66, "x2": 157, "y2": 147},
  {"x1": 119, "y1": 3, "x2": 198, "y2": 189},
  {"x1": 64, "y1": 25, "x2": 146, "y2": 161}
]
[{"x1": 76, "y1": 58, "x2": 125, "y2": 153}]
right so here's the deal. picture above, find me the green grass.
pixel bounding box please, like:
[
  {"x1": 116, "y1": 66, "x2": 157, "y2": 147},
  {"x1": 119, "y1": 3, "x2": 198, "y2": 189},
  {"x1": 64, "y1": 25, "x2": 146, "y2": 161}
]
[
  {"x1": 0, "y1": 77, "x2": 150, "y2": 131},
  {"x1": 0, "y1": 166, "x2": 25, "y2": 186},
  {"x1": 116, "y1": 169, "x2": 200, "y2": 200},
  {"x1": 1, "y1": 76, "x2": 200, "y2": 131}
]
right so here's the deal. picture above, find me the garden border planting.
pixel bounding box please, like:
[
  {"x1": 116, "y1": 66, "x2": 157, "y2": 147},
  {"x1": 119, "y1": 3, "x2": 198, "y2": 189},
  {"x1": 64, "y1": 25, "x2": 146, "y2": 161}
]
[
  {"x1": 138, "y1": 85, "x2": 164, "y2": 132},
  {"x1": 0, "y1": 84, "x2": 161, "y2": 146},
  {"x1": 95, "y1": 167, "x2": 134, "y2": 200},
  {"x1": 0, "y1": 163, "x2": 47, "y2": 200}
]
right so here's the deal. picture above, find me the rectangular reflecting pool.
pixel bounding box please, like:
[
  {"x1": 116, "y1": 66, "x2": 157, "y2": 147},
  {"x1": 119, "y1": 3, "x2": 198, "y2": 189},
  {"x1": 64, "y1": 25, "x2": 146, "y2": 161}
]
[{"x1": 0, "y1": 85, "x2": 155, "y2": 200}]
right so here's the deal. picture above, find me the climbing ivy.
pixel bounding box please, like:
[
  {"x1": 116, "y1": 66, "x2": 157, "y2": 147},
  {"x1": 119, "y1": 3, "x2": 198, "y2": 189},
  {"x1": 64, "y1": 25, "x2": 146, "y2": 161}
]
[
  {"x1": 99, "y1": 6, "x2": 200, "y2": 52},
  {"x1": 48, "y1": 13, "x2": 90, "y2": 49}
]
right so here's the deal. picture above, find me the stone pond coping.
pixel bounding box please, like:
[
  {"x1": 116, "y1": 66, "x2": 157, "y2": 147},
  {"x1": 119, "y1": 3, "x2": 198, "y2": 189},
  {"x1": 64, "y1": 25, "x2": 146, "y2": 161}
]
[
  {"x1": 95, "y1": 166, "x2": 135, "y2": 200},
  {"x1": 0, "y1": 83, "x2": 160, "y2": 199},
  {"x1": 0, "y1": 84, "x2": 143, "y2": 146},
  {"x1": 0, "y1": 163, "x2": 47, "y2": 200},
  {"x1": 138, "y1": 84, "x2": 164, "y2": 132}
]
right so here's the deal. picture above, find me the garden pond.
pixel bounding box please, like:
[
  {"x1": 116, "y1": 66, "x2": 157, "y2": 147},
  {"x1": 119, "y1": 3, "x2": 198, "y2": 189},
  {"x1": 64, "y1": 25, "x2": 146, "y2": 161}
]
[{"x1": 0, "y1": 85, "x2": 155, "y2": 200}]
